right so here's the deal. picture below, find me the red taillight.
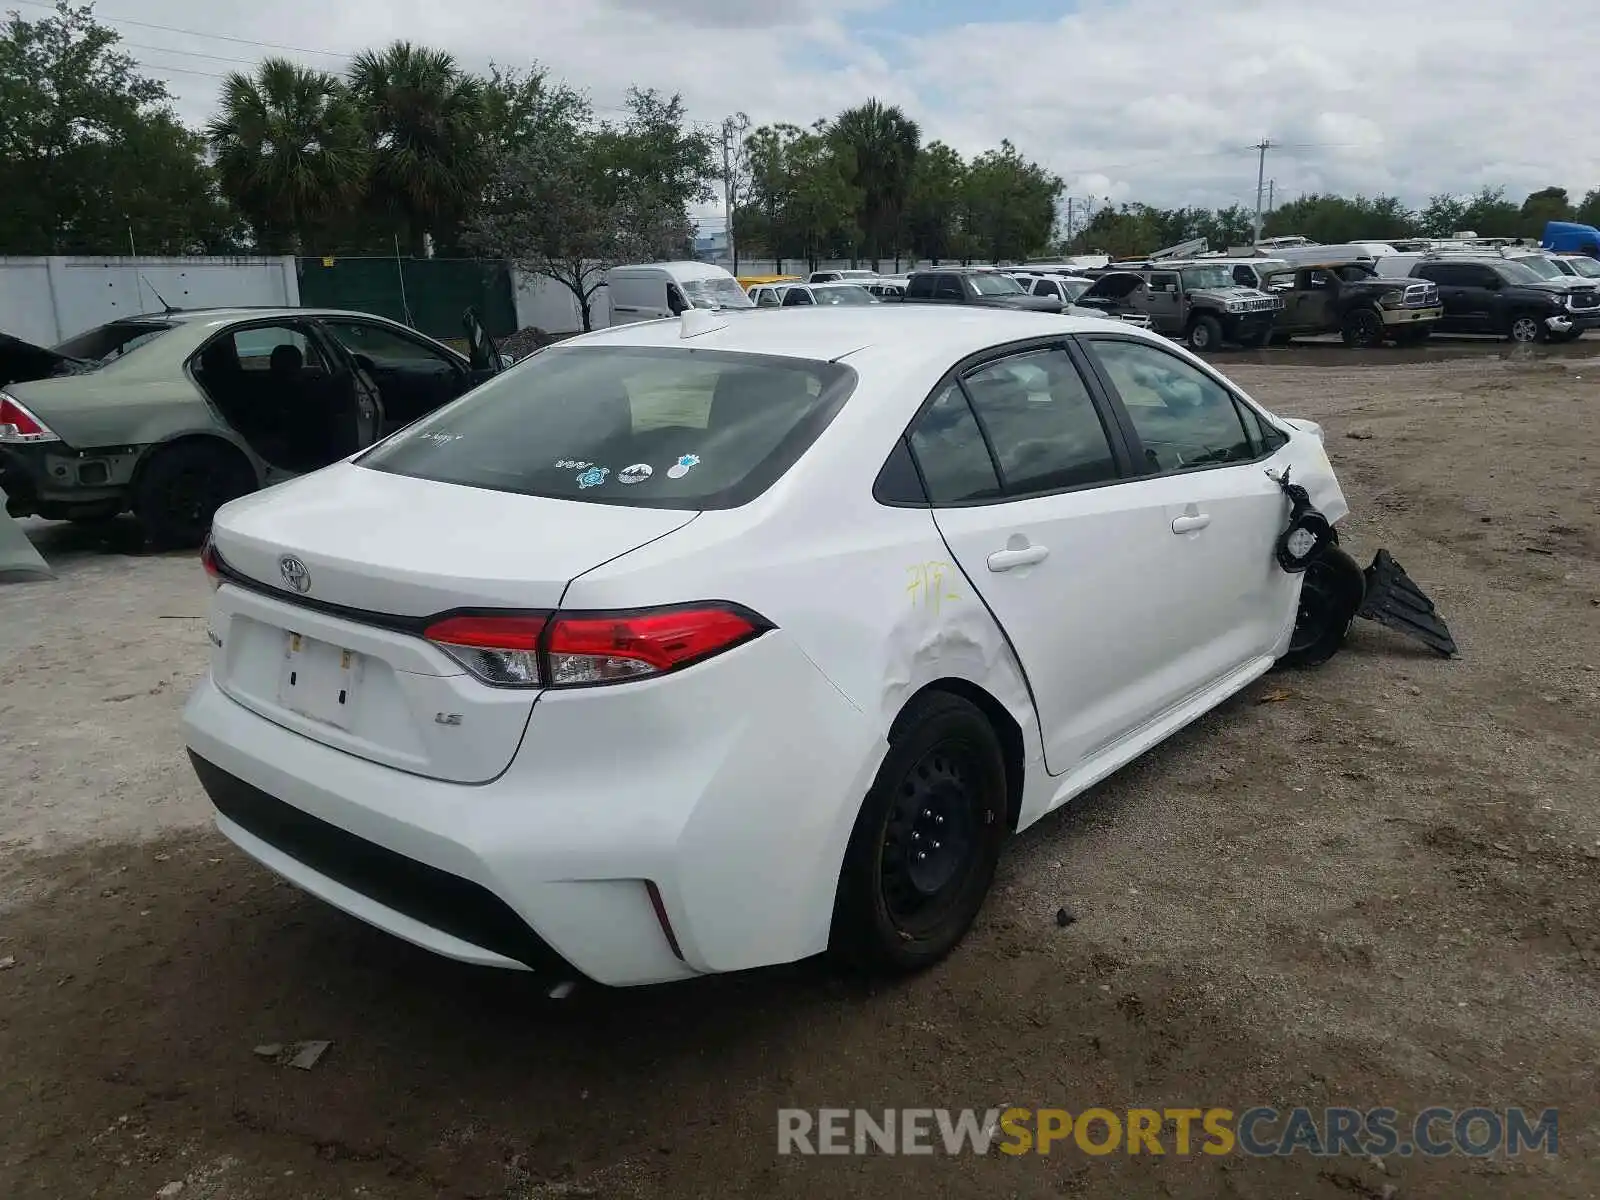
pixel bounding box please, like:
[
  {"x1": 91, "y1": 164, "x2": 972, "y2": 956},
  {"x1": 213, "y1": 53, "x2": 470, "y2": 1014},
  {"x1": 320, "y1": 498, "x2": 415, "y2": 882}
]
[
  {"x1": 199, "y1": 535, "x2": 222, "y2": 590},
  {"x1": 424, "y1": 613, "x2": 547, "y2": 687},
  {"x1": 422, "y1": 605, "x2": 768, "y2": 689},
  {"x1": 0, "y1": 393, "x2": 59, "y2": 443}
]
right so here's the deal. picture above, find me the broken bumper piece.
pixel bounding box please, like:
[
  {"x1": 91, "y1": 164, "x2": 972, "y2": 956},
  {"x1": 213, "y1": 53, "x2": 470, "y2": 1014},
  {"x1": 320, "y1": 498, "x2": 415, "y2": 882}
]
[{"x1": 1356, "y1": 549, "x2": 1457, "y2": 657}]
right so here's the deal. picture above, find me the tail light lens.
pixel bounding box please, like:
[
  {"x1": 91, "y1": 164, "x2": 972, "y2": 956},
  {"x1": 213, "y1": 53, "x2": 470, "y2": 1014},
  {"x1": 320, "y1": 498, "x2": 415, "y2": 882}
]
[
  {"x1": 0, "y1": 393, "x2": 60, "y2": 443},
  {"x1": 423, "y1": 604, "x2": 770, "y2": 689},
  {"x1": 200, "y1": 534, "x2": 222, "y2": 590},
  {"x1": 425, "y1": 614, "x2": 546, "y2": 686}
]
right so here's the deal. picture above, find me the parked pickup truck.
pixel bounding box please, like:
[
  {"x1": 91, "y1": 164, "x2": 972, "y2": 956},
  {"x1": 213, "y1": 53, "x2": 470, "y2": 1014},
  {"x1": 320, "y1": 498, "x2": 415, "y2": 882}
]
[
  {"x1": 1263, "y1": 261, "x2": 1443, "y2": 347},
  {"x1": 1075, "y1": 264, "x2": 1282, "y2": 351},
  {"x1": 901, "y1": 268, "x2": 1064, "y2": 313}
]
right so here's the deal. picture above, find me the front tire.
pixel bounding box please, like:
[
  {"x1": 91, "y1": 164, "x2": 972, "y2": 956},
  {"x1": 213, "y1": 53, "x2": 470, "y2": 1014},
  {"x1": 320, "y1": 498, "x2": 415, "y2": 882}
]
[
  {"x1": 830, "y1": 692, "x2": 1008, "y2": 976},
  {"x1": 134, "y1": 441, "x2": 256, "y2": 550},
  {"x1": 1280, "y1": 546, "x2": 1366, "y2": 668},
  {"x1": 1340, "y1": 307, "x2": 1384, "y2": 348},
  {"x1": 1507, "y1": 313, "x2": 1546, "y2": 344},
  {"x1": 1187, "y1": 314, "x2": 1223, "y2": 352}
]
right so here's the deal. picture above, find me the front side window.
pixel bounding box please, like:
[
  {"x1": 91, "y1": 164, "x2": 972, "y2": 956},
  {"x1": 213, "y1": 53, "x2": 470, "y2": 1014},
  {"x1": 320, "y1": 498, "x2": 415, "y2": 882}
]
[
  {"x1": 754, "y1": 288, "x2": 781, "y2": 308},
  {"x1": 1085, "y1": 339, "x2": 1256, "y2": 472},
  {"x1": 905, "y1": 274, "x2": 936, "y2": 299},
  {"x1": 321, "y1": 320, "x2": 455, "y2": 368},
  {"x1": 812, "y1": 285, "x2": 877, "y2": 306},
  {"x1": 961, "y1": 349, "x2": 1119, "y2": 495},
  {"x1": 934, "y1": 275, "x2": 964, "y2": 300},
  {"x1": 360, "y1": 346, "x2": 854, "y2": 509},
  {"x1": 782, "y1": 288, "x2": 815, "y2": 307},
  {"x1": 907, "y1": 383, "x2": 1002, "y2": 504}
]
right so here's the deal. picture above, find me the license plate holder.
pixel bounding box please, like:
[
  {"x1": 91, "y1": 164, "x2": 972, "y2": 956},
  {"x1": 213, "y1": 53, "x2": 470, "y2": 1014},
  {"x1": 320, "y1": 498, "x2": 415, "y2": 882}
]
[{"x1": 278, "y1": 631, "x2": 362, "y2": 730}]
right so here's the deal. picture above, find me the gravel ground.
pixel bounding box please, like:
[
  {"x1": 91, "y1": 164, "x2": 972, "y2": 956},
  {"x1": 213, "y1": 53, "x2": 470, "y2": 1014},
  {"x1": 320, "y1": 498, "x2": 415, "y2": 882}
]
[{"x1": 2, "y1": 345, "x2": 1598, "y2": 1199}]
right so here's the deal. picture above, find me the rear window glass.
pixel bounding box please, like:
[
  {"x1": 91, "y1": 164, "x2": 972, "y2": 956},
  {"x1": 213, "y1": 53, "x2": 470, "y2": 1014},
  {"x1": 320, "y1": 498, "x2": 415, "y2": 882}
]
[
  {"x1": 52, "y1": 321, "x2": 173, "y2": 366},
  {"x1": 358, "y1": 346, "x2": 856, "y2": 509}
]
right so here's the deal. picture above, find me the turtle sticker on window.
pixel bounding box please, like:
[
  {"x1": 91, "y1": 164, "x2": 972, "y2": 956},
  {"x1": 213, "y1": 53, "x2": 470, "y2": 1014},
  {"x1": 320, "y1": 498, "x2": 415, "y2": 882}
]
[
  {"x1": 576, "y1": 465, "x2": 610, "y2": 489},
  {"x1": 618, "y1": 463, "x2": 653, "y2": 485},
  {"x1": 666, "y1": 454, "x2": 700, "y2": 480}
]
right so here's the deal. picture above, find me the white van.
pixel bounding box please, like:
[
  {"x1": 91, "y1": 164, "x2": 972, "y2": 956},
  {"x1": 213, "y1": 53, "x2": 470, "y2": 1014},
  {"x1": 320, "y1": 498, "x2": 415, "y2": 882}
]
[{"x1": 605, "y1": 262, "x2": 754, "y2": 325}]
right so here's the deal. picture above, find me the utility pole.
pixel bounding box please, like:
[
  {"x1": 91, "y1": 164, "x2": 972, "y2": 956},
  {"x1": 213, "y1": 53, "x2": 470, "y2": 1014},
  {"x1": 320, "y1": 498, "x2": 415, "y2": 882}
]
[
  {"x1": 720, "y1": 113, "x2": 750, "y2": 272},
  {"x1": 1251, "y1": 138, "x2": 1271, "y2": 244},
  {"x1": 1066, "y1": 197, "x2": 1075, "y2": 246},
  {"x1": 1267, "y1": 179, "x2": 1275, "y2": 215}
]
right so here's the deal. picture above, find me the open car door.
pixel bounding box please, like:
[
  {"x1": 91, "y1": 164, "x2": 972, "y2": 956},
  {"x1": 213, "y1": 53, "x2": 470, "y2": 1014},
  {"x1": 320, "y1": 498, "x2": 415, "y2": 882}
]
[
  {"x1": 462, "y1": 307, "x2": 505, "y2": 385},
  {"x1": 306, "y1": 327, "x2": 385, "y2": 453}
]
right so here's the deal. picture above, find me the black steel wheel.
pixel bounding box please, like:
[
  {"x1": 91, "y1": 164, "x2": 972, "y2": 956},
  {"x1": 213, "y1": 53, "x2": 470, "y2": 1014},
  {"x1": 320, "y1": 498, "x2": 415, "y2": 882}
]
[
  {"x1": 1280, "y1": 546, "x2": 1366, "y2": 668},
  {"x1": 134, "y1": 440, "x2": 256, "y2": 550},
  {"x1": 1340, "y1": 307, "x2": 1385, "y2": 348},
  {"x1": 831, "y1": 692, "x2": 1007, "y2": 975}
]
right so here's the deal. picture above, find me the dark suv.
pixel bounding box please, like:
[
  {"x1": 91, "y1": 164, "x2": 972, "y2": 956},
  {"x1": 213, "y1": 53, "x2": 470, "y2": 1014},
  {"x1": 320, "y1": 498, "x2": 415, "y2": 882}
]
[
  {"x1": 1408, "y1": 257, "x2": 1600, "y2": 343},
  {"x1": 902, "y1": 268, "x2": 1063, "y2": 313}
]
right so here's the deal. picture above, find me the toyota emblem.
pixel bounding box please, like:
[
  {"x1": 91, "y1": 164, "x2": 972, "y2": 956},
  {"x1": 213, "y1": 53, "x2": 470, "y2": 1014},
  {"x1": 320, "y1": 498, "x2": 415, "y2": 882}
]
[{"x1": 279, "y1": 555, "x2": 311, "y2": 593}]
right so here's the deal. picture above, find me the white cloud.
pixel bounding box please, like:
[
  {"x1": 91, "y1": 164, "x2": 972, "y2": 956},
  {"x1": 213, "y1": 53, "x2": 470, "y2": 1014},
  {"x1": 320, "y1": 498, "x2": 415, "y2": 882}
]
[{"x1": 116, "y1": 0, "x2": 1600, "y2": 211}]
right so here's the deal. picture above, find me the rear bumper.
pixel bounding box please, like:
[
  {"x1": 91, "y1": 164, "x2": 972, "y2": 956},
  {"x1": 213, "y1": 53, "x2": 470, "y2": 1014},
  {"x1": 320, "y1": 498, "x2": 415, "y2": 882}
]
[
  {"x1": 182, "y1": 630, "x2": 885, "y2": 987},
  {"x1": 0, "y1": 442, "x2": 131, "y2": 518}
]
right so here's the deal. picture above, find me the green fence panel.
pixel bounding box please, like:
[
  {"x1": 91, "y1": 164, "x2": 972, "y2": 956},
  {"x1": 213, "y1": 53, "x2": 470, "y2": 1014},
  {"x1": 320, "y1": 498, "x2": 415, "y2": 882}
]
[{"x1": 296, "y1": 257, "x2": 518, "y2": 341}]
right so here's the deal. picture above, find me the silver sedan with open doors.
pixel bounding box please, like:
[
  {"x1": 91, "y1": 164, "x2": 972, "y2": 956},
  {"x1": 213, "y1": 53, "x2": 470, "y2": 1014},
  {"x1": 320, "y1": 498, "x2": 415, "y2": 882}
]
[{"x1": 0, "y1": 307, "x2": 503, "y2": 547}]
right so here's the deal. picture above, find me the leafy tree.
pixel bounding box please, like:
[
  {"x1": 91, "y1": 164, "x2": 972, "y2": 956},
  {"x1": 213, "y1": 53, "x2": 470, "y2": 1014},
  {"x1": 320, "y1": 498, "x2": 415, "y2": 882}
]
[
  {"x1": 1418, "y1": 193, "x2": 1468, "y2": 238},
  {"x1": 207, "y1": 58, "x2": 368, "y2": 253},
  {"x1": 1576, "y1": 189, "x2": 1600, "y2": 230},
  {"x1": 717, "y1": 111, "x2": 752, "y2": 271},
  {"x1": 905, "y1": 140, "x2": 967, "y2": 263},
  {"x1": 1518, "y1": 186, "x2": 1573, "y2": 238},
  {"x1": 349, "y1": 42, "x2": 487, "y2": 256},
  {"x1": 0, "y1": 2, "x2": 236, "y2": 253},
  {"x1": 1263, "y1": 194, "x2": 1413, "y2": 244},
  {"x1": 480, "y1": 63, "x2": 590, "y2": 158},
  {"x1": 1455, "y1": 186, "x2": 1519, "y2": 237},
  {"x1": 829, "y1": 99, "x2": 920, "y2": 268},
  {"x1": 740, "y1": 122, "x2": 858, "y2": 269},
  {"x1": 963, "y1": 140, "x2": 1061, "y2": 262},
  {"x1": 470, "y1": 91, "x2": 705, "y2": 330}
]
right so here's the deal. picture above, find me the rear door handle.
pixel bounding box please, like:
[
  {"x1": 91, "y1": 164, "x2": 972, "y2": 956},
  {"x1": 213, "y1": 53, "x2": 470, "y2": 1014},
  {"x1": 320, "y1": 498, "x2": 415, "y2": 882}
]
[
  {"x1": 1171, "y1": 513, "x2": 1211, "y2": 534},
  {"x1": 987, "y1": 545, "x2": 1049, "y2": 572}
]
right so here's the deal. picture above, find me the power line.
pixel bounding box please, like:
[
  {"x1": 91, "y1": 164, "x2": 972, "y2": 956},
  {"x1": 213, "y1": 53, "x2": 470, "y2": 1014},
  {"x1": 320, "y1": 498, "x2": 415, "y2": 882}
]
[{"x1": 7, "y1": 0, "x2": 355, "y2": 58}]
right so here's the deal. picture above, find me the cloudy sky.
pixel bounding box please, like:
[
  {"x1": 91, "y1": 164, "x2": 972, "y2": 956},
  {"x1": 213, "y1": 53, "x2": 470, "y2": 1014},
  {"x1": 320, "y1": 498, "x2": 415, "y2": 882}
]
[{"x1": 39, "y1": 0, "x2": 1600, "y2": 221}]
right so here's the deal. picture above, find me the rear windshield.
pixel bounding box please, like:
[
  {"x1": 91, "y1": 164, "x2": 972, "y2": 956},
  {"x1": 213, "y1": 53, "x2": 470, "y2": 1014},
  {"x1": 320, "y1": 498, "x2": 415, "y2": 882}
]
[
  {"x1": 358, "y1": 345, "x2": 857, "y2": 509},
  {"x1": 52, "y1": 320, "x2": 173, "y2": 365}
]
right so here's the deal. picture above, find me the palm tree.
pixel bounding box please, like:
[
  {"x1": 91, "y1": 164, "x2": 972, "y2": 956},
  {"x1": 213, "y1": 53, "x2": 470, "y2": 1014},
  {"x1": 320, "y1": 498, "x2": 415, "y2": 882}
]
[
  {"x1": 206, "y1": 58, "x2": 369, "y2": 253},
  {"x1": 829, "y1": 100, "x2": 921, "y2": 270},
  {"x1": 348, "y1": 42, "x2": 487, "y2": 256}
]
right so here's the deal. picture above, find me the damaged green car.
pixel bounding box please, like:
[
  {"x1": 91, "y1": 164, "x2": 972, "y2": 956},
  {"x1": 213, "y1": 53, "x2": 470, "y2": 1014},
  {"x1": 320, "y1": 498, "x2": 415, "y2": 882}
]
[{"x1": 0, "y1": 307, "x2": 503, "y2": 547}]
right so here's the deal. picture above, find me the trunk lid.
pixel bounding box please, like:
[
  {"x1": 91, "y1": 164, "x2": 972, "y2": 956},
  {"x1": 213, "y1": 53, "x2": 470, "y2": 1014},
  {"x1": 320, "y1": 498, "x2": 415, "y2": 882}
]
[
  {"x1": 0, "y1": 332, "x2": 88, "y2": 388},
  {"x1": 207, "y1": 463, "x2": 697, "y2": 783}
]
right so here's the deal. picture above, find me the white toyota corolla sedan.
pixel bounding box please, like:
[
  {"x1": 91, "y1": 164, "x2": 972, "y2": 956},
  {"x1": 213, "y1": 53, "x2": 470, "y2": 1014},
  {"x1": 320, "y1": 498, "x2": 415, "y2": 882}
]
[{"x1": 183, "y1": 305, "x2": 1356, "y2": 988}]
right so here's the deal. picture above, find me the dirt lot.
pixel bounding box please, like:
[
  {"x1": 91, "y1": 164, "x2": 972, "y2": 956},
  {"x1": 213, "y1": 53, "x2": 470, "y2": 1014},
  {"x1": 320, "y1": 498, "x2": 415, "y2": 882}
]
[{"x1": 2, "y1": 345, "x2": 1598, "y2": 1199}]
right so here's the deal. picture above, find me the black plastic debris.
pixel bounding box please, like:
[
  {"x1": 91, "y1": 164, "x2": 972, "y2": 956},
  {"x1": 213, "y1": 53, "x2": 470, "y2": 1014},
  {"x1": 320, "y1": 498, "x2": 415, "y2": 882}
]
[
  {"x1": 1356, "y1": 550, "x2": 1457, "y2": 657},
  {"x1": 1055, "y1": 906, "x2": 1077, "y2": 928}
]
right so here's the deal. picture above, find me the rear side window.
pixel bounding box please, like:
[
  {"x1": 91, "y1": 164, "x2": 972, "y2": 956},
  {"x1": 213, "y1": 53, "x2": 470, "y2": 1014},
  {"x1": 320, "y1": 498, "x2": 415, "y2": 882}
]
[
  {"x1": 907, "y1": 384, "x2": 1002, "y2": 503},
  {"x1": 359, "y1": 346, "x2": 855, "y2": 510},
  {"x1": 906, "y1": 274, "x2": 936, "y2": 299}
]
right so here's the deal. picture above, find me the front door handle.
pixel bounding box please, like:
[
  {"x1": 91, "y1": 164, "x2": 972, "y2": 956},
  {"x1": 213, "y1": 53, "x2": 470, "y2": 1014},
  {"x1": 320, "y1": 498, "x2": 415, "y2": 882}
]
[
  {"x1": 987, "y1": 545, "x2": 1049, "y2": 572},
  {"x1": 1171, "y1": 513, "x2": 1211, "y2": 534}
]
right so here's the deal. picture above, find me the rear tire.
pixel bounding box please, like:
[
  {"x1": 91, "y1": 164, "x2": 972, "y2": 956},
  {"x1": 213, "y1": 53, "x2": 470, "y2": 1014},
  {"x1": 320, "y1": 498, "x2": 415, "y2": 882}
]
[
  {"x1": 830, "y1": 692, "x2": 1008, "y2": 976},
  {"x1": 1280, "y1": 546, "x2": 1366, "y2": 668},
  {"x1": 1187, "y1": 314, "x2": 1223, "y2": 352},
  {"x1": 134, "y1": 441, "x2": 256, "y2": 550},
  {"x1": 1340, "y1": 307, "x2": 1385, "y2": 348}
]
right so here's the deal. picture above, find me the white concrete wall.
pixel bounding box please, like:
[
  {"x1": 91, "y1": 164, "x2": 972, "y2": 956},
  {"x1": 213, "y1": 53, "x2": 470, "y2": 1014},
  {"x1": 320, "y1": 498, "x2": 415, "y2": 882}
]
[{"x1": 0, "y1": 256, "x2": 299, "y2": 345}]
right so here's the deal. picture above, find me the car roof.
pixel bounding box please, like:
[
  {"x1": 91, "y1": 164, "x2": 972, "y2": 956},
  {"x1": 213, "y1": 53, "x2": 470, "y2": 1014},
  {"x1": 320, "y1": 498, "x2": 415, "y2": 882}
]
[
  {"x1": 563, "y1": 306, "x2": 1133, "y2": 364},
  {"x1": 116, "y1": 306, "x2": 422, "y2": 328}
]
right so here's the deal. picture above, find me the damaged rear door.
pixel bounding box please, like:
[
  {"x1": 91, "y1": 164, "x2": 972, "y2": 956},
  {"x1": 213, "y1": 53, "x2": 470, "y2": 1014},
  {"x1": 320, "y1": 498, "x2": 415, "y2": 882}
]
[{"x1": 910, "y1": 342, "x2": 1205, "y2": 776}]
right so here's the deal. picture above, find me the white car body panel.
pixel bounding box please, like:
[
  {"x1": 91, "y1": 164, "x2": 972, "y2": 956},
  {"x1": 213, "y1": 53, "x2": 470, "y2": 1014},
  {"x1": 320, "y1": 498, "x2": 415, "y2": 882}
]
[{"x1": 184, "y1": 307, "x2": 1349, "y2": 985}]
